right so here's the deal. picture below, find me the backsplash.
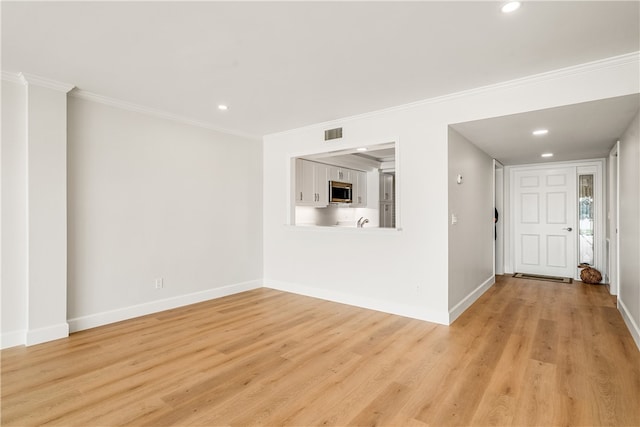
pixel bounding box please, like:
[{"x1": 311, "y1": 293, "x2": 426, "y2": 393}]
[{"x1": 296, "y1": 205, "x2": 379, "y2": 227}]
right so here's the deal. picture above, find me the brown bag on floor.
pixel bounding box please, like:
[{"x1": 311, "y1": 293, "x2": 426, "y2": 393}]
[{"x1": 578, "y1": 264, "x2": 602, "y2": 284}]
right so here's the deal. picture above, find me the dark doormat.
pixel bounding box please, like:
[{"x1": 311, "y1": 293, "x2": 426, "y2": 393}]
[{"x1": 513, "y1": 272, "x2": 572, "y2": 284}]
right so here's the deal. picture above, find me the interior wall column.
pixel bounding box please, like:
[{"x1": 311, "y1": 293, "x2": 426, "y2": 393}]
[{"x1": 21, "y1": 73, "x2": 74, "y2": 346}]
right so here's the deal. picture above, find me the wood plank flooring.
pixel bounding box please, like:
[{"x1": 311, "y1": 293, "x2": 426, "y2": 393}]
[{"x1": 2, "y1": 275, "x2": 639, "y2": 426}]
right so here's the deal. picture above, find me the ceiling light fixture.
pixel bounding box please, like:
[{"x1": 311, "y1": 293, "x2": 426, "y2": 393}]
[
  {"x1": 218, "y1": 104, "x2": 228, "y2": 111},
  {"x1": 532, "y1": 129, "x2": 549, "y2": 136},
  {"x1": 501, "y1": 1, "x2": 521, "y2": 13},
  {"x1": 541, "y1": 153, "x2": 554, "y2": 158},
  {"x1": 356, "y1": 147, "x2": 368, "y2": 152}
]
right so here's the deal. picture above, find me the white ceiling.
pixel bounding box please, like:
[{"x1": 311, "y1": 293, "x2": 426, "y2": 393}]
[
  {"x1": 307, "y1": 145, "x2": 397, "y2": 172},
  {"x1": 451, "y1": 94, "x2": 640, "y2": 165},
  {"x1": 2, "y1": 1, "x2": 639, "y2": 141}
]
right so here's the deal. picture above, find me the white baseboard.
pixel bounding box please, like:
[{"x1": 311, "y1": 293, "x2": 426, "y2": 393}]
[
  {"x1": 264, "y1": 280, "x2": 449, "y2": 325},
  {"x1": 68, "y1": 280, "x2": 262, "y2": 333},
  {"x1": 448, "y1": 275, "x2": 496, "y2": 324},
  {"x1": 618, "y1": 298, "x2": 640, "y2": 351},
  {"x1": 1, "y1": 329, "x2": 26, "y2": 349},
  {"x1": 26, "y1": 323, "x2": 70, "y2": 346}
]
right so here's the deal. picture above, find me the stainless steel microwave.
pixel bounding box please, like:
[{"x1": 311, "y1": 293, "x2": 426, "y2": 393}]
[{"x1": 329, "y1": 181, "x2": 352, "y2": 203}]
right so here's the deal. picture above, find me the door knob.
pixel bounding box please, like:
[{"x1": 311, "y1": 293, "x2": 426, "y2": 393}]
[{"x1": 563, "y1": 227, "x2": 573, "y2": 231}]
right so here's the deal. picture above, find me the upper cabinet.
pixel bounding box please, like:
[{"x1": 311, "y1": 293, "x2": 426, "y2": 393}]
[
  {"x1": 295, "y1": 159, "x2": 368, "y2": 208},
  {"x1": 351, "y1": 170, "x2": 367, "y2": 207},
  {"x1": 295, "y1": 159, "x2": 328, "y2": 207},
  {"x1": 328, "y1": 166, "x2": 352, "y2": 183}
]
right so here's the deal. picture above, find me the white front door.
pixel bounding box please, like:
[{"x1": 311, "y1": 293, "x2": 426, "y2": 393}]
[{"x1": 513, "y1": 167, "x2": 577, "y2": 278}]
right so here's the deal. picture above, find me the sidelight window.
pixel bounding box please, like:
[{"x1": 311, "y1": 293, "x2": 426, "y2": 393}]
[{"x1": 578, "y1": 174, "x2": 594, "y2": 265}]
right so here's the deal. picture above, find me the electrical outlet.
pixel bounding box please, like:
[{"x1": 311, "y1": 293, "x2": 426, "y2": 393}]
[{"x1": 155, "y1": 278, "x2": 163, "y2": 289}]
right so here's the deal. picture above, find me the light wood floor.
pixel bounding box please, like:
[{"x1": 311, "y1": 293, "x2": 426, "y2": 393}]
[{"x1": 2, "y1": 275, "x2": 639, "y2": 426}]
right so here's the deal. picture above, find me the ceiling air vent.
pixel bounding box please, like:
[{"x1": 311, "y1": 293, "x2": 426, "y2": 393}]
[{"x1": 324, "y1": 127, "x2": 343, "y2": 141}]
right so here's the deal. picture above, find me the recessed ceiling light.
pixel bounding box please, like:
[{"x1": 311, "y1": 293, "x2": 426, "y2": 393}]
[
  {"x1": 356, "y1": 147, "x2": 368, "y2": 152},
  {"x1": 501, "y1": 1, "x2": 521, "y2": 13},
  {"x1": 218, "y1": 104, "x2": 228, "y2": 111},
  {"x1": 533, "y1": 129, "x2": 549, "y2": 136},
  {"x1": 541, "y1": 153, "x2": 554, "y2": 158}
]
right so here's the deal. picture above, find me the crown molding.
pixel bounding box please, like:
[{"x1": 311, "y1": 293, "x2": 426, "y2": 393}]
[
  {"x1": 1, "y1": 71, "x2": 26, "y2": 85},
  {"x1": 268, "y1": 51, "x2": 640, "y2": 137},
  {"x1": 69, "y1": 89, "x2": 261, "y2": 141},
  {"x1": 434, "y1": 50, "x2": 640, "y2": 104},
  {"x1": 2, "y1": 71, "x2": 75, "y2": 93},
  {"x1": 3, "y1": 70, "x2": 259, "y2": 140},
  {"x1": 19, "y1": 73, "x2": 75, "y2": 93}
]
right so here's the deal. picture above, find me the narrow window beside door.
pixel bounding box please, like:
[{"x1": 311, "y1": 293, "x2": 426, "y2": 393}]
[{"x1": 579, "y1": 174, "x2": 594, "y2": 265}]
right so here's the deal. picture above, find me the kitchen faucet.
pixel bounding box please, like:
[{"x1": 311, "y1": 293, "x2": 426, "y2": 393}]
[{"x1": 357, "y1": 217, "x2": 369, "y2": 228}]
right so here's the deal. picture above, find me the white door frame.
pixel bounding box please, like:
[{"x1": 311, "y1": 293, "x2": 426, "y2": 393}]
[
  {"x1": 494, "y1": 160, "x2": 505, "y2": 275},
  {"x1": 608, "y1": 143, "x2": 619, "y2": 295},
  {"x1": 505, "y1": 159, "x2": 606, "y2": 279}
]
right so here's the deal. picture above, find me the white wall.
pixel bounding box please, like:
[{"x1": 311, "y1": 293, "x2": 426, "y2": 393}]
[
  {"x1": 447, "y1": 128, "x2": 495, "y2": 321},
  {"x1": 264, "y1": 120, "x2": 451, "y2": 323},
  {"x1": 66, "y1": 96, "x2": 264, "y2": 330},
  {"x1": 26, "y1": 80, "x2": 71, "y2": 345},
  {"x1": 1, "y1": 80, "x2": 28, "y2": 347},
  {"x1": 1, "y1": 75, "x2": 72, "y2": 347},
  {"x1": 2, "y1": 80, "x2": 264, "y2": 347},
  {"x1": 618, "y1": 112, "x2": 640, "y2": 349},
  {"x1": 263, "y1": 54, "x2": 639, "y2": 325}
]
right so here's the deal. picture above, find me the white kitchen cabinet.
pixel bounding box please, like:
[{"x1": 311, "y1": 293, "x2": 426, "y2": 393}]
[
  {"x1": 296, "y1": 160, "x2": 370, "y2": 208},
  {"x1": 380, "y1": 203, "x2": 395, "y2": 228},
  {"x1": 379, "y1": 172, "x2": 395, "y2": 227},
  {"x1": 380, "y1": 173, "x2": 394, "y2": 202},
  {"x1": 328, "y1": 166, "x2": 352, "y2": 183},
  {"x1": 295, "y1": 159, "x2": 328, "y2": 207},
  {"x1": 351, "y1": 170, "x2": 367, "y2": 207}
]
